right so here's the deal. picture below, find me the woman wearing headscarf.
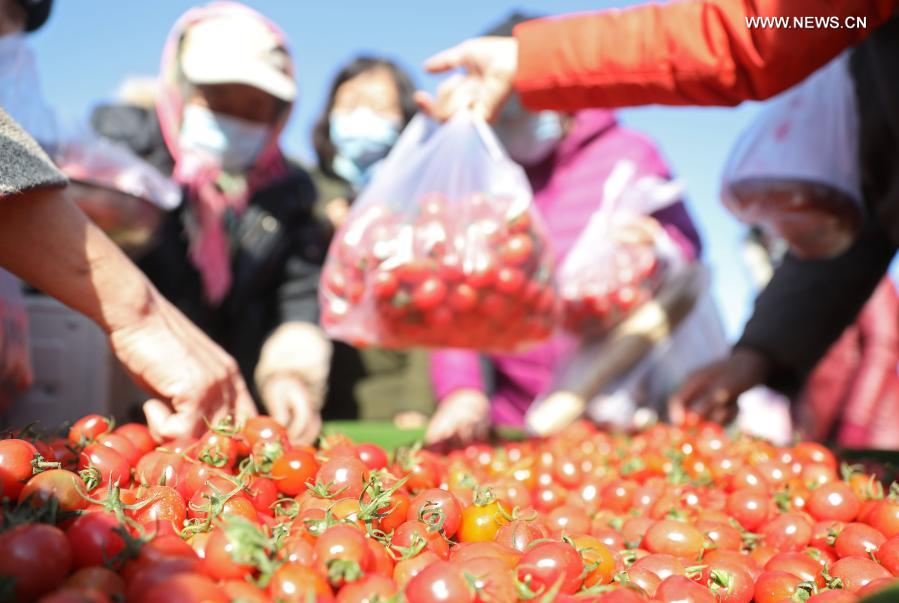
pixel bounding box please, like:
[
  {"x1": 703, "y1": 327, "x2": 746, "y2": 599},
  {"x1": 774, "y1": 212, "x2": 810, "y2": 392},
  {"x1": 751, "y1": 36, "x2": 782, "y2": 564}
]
[{"x1": 92, "y1": 2, "x2": 330, "y2": 442}]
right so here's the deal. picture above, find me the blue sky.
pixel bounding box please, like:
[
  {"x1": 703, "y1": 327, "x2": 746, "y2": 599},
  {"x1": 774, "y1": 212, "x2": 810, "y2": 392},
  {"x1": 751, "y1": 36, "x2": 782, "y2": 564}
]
[{"x1": 29, "y1": 0, "x2": 767, "y2": 337}]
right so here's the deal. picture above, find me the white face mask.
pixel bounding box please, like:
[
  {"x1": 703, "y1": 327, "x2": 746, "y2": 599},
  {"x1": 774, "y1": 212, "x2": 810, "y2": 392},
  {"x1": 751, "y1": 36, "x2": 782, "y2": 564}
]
[
  {"x1": 496, "y1": 110, "x2": 564, "y2": 167},
  {"x1": 178, "y1": 104, "x2": 269, "y2": 172},
  {"x1": 0, "y1": 33, "x2": 57, "y2": 146}
]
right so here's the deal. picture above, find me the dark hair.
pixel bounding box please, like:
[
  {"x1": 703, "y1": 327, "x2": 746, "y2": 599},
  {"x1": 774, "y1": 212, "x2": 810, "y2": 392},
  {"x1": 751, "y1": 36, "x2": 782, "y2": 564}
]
[
  {"x1": 313, "y1": 56, "x2": 417, "y2": 179},
  {"x1": 483, "y1": 11, "x2": 541, "y2": 37}
]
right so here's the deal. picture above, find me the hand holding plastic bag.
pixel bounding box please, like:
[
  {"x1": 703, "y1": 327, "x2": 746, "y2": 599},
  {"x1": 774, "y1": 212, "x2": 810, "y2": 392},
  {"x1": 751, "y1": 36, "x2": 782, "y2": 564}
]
[
  {"x1": 722, "y1": 51, "x2": 862, "y2": 259},
  {"x1": 558, "y1": 160, "x2": 686, "y2": 338},
  {"x1": 320, "y1": 111, "x2": 556, "y2": 350},
  {"x1": 0, "y1": 270, "x2": 32, "y2": 413}
]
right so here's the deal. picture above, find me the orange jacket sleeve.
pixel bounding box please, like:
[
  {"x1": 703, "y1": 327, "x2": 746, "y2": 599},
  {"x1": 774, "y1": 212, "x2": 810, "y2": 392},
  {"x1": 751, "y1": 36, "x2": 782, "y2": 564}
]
[{"x1": 513, "y1": 0, "x2": 897, "y2": 111}]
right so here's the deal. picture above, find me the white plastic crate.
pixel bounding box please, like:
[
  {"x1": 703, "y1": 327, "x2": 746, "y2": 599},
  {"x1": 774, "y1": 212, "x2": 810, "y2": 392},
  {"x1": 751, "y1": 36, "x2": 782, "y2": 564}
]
[{"x1": 0, "y1": 294, "x2": 147, "y2": 432}]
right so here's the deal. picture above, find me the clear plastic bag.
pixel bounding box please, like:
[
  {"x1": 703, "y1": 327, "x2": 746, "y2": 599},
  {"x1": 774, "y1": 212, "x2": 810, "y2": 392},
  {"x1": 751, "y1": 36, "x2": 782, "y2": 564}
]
[
  {"x1": 558, "y1": 160, "x2": 686, "y2": 338},
  {"x1": 722, "y1": 51, "x2": 862, "y2": 259},
  {"x1": 52, "y1": 121, "x2": 181, "y2": 211},
  {"x1": 320, "y1": 111, "x2": 556, "y2": 350}
]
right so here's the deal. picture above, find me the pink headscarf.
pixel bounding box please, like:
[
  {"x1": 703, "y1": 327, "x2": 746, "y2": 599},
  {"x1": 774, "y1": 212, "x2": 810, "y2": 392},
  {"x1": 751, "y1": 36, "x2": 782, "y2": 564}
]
[{"x1": 155, "y1": 2, "x2": 294, "y2": 304}]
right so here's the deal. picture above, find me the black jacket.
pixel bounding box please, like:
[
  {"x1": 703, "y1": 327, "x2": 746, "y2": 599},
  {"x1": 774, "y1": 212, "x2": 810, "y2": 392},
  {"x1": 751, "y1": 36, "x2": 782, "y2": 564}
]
[
  {"x1": 738, "y1": 19, "x2": 899, "y2": 394},
  {"x1": 91, "y1": 104, "x2": 328, "y2": 396}
]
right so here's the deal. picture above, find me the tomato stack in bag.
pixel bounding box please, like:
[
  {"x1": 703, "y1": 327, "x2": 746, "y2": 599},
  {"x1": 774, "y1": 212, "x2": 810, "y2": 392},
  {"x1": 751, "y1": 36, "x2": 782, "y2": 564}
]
[
  {"x1": 722, "y1": 51, "x2": 864, "y2": 259},
  {"x1": 558, "y1": 161, "x2": 688, "y2": 338},
  {"x1": 320, "y1": 111, "x2": 556, "y2": 350}
]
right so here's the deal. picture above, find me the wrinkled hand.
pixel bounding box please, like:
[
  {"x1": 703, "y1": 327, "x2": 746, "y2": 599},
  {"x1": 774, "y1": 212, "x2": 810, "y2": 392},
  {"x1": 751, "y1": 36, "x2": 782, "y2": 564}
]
[
  {"x1": 668, "y1": 348, "x2": 770, "y2": 426},
  {"x1": 110, "y1": 294, "x2": 257, "y2": 440},
  {"x1": 261, "y1": 374, "x2": 321, "y2": 445},
  {"x1": 416, "y1": 36, "x2": 518, "y2": 122},
  {"x1": 425, "y1": 389, "x2": 490, "y2": 445}
]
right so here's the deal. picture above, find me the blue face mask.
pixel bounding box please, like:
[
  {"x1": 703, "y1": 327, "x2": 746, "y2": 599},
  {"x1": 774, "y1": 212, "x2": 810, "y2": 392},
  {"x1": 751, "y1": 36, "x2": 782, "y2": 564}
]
[
  {"x1": 178, "y1": 104, "x2": 269, "y2": 172},
  {"x1": 329, "y1": 107, "x2": 400, "y2": 187}
]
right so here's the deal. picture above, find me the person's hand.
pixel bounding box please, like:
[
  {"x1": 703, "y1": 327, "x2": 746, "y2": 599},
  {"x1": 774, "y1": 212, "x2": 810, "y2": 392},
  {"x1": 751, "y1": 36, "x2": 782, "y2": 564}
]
[
  {"x1": 110, "y1": 294, "x2": 257, "y2": 440},
  {"x1": 416, "y1": 36, "x2": 519, "y2": 122},
  {"x1": 425, "y1": 389, "x2": 490, "y2": 445},
  {"x1": 324, "y1": 197, "x2": 350, "y2": 230},
  {"x1": 260, "y1": 374, "x2": 321, "y2": 445},
  {"x1": 394, "y1": 410, "x2": 428, "y2": 430},
  {"x1": 668, "y1": 348, "x2": 770, "y2": 426}
]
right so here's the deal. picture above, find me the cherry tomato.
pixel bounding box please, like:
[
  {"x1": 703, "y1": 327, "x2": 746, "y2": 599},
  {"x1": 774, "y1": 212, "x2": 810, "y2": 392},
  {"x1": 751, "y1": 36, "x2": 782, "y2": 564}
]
[
  {"x1": 571, "y1": 534, "x2": 616, "y2": 588},
  {"x1": 139, "y1": 573, "x2": 227, "y2": 603},
  {"x1": 727, "y1": 489, "x2": 772, "y2": 531},
  {"x1": 495, "y1": 519, "x2": 545, "y2": 552},
  {"x1": 335, "y1": 574, "x2": 398, "y2": 603},
  {"x1": 66, "y1": 511, "x2": 127, "y2": 570},
  {"x1": 195, "y1": 430, "x2": 239, "y2": 470},
  {"x1": 753, "y1": 570, "x2": 805, "y2": 603},
  {"x1": 834, "y1": 522, "x2": 886, "y2": 558},
  {"x1": 407, "y1": 488, "x2": 463, "y2": 538},
  {"x1": 458, "y1": 499, "x2": 508, "y2": 542},
  {"x1": 355, "y1": 443, "x2": 389, "y2": 471},
  {"x1": 133, "y1": 485, "x2": 187, "y2": 528},
  {"x1": 392, "y1": 520, "x2": 449, "y2": 559},
  {"x1": 79, "y1": 444, "x2": 130, "y2": 488},
  {"x1": 313, "y1": 455, "x2": 368, "y2": 499},
  {"x1": 0, "y1": 438, "x2": 39, "y2": 500},
  {"x1": 203, "y1": 524, "x2": 255, "y2": 581},
  {"x1": 642, "y1": 519, "x2": 706, "y2": 559},
  {"x1": 500, "y1": 234, "x2": 534, "y2": 266},
  {"x1": 268, "y1": 563, "x2": 334, "y2": 602},
  {"x1": 18, "y1": 468, "x2": 87, "y2": 511},
  {"x1": 516, "y1": 541, "x2": 584, "y2": 595},
  {"x1": 135, "y1": 450, "x2": 183, "y2": 488},
  {"x1": 63, "y1": 566, "x2": 125, "y2": 599},
  {"x1": 412, "y1": 278, "x2": 447, "y2": 311},
  {"x1": 829, "y1": 555, "x2": 892, "y2": 592},
  {"x1": 656, "y1": 575, "x2": 716, "y2": 603},
  {"x1": 242, "y1": 416, "x2": 288, "y2": 449},
  {"x1": 875, "y1": 535, "x2": 899, "y2": 574},
  {"x1": 760, "y1": 512, "x2": 813, "y2": 551},
  {"x1": 868, "y1": 499, "x2": 899, "y2": 538},
  {"x1": 404, "y1": 561, "x2": 474, "y2": 603},
  {"x1": 112, "y1": 423, "x2": 156, "y2": 455},
  {"x1": 271, "y1": 448, "x2": 319, "y2": 496},
  {"x1": 807, "y1": 482, "x2": 861, "y2": 522},
  {"x1": 68, "y1": 415, "x2": 113, "y2": 445},
  {"x1": 0, "y1": 523, "x2": 72, "y2": 601}
]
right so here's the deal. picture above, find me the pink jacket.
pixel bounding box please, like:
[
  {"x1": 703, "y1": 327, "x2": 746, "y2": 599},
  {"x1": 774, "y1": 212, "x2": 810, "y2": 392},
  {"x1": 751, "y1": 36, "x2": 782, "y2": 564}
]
[{"x1": 429, "y1": 110, "x2": 701, "y2": 426}]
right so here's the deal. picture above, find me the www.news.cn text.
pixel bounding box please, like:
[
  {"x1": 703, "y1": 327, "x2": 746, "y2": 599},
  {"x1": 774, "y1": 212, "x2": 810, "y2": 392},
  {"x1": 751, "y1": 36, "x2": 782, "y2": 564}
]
[{"x1": 745, "y1": 15, "x2": 868, "y2": 29}]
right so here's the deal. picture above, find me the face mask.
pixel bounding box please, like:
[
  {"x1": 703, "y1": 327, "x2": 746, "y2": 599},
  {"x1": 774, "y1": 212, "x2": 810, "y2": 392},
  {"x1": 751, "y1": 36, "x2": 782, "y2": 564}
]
[
  {"x1": 496, "y1": 111, "x2": 564, "y2": 166},
  {"x1": 329, "y1": 107, "x2": 400, "y2": 186},
  {"x1": 0, "y1": 33, "x2": 57, "y2": 146},
  {"x1": 178, "y1": 104, "x2": 269, "y2": 171}
]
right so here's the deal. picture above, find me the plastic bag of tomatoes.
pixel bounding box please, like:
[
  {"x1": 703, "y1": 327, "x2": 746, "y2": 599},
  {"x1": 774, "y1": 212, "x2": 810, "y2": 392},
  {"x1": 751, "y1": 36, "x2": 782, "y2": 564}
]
[
  {"x1": 721, "y1": 51, "x2": 862, "y2": 259},
  {"x1": 558, "y1": 160, "x2": 688, "y2": 339},
  {"x1": 320, "y1": 111, "x2": 556, "y2": 350}
]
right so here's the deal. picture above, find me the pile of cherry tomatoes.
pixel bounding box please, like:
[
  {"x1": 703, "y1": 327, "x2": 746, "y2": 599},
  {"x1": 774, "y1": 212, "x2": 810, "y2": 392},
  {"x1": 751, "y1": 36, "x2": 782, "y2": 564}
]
[
  {"x1": 1, "y1": 415, "x2": 898, "y2": 602},
  {"x1": 320, "y1": 193, "x2": 557, "y2": 350}
]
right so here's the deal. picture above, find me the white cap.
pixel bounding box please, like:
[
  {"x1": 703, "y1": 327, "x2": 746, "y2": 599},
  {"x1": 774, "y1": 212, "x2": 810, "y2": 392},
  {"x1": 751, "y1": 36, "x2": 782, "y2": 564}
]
[{"x1": 179, "y1": 13, "x2": 296, "y2": 102}]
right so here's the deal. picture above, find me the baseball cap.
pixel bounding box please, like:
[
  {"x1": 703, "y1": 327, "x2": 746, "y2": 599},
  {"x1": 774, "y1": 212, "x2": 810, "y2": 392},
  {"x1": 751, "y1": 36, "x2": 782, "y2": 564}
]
[
  {"x1": 179, "y1": 12, "x2": 296, "y2": 102},
  {"x1": 18, "y1": 0, "x2": 53, "y2": 32}
]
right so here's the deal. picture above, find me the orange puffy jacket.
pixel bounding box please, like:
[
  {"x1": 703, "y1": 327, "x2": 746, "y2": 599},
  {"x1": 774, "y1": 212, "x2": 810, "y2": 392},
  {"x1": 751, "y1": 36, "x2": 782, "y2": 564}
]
[{"x1": 513, "y1": 0, "x2": 897, "y2": 110}]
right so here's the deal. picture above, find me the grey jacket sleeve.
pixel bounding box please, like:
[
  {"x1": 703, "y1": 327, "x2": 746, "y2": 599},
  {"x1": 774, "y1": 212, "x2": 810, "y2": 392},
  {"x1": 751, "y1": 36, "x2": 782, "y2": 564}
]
[
  {"x1": 0, "y1": 109, "x2": 67, "y2": 195},
  {"x1": 737, "y1": 216, "x2": 896, "y2": 395}
]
